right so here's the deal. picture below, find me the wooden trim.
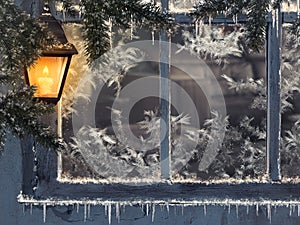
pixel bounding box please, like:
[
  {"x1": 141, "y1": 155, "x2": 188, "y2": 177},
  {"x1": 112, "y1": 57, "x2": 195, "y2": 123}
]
[
  {"x1": 25, "y1": 181, "x2": 300, "y2": 202},
  {"x1": 266, "y1": 9, "x2": 282, "y2": 181},
  {"x1": 160, "y1": 0, "x2": 171, "y2": 180}
]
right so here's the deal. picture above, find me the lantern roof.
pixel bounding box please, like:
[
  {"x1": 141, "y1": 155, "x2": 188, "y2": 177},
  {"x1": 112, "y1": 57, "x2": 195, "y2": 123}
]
[{"x1": 38, "y1": 14, "x2": 78, "y2": 56}]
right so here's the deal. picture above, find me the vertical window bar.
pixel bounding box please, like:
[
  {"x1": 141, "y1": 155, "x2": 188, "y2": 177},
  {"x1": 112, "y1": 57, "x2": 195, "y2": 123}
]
[
  {"x1": 160, "y1": 0, "x2": 171, "y2": 180},
  {"x1": 57, "y1": 100, "x2": 63, "y2": 180},
  {"x1": 266, "y1": 6, "x2": 282, "y2": 182}
]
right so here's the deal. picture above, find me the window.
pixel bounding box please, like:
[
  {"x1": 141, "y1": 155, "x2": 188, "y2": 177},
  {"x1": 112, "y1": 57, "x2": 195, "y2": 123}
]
[{"x1": 19, "y1": 2, "x2": 300, "y2": 223}]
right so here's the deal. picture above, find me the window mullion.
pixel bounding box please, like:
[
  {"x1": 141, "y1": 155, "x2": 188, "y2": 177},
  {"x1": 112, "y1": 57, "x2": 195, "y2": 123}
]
[
  {"x1": 159, "y1": 0, "x2": 171, "y2": 180},
  {"x1": 266, "y1": 7, "x2": 282, "y2": 182}
]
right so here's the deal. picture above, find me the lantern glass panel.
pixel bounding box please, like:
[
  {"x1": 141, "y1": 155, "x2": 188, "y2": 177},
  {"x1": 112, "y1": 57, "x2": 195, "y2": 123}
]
[{"x1": 27, "y1": 56, "x2": 68, "y2": 98}]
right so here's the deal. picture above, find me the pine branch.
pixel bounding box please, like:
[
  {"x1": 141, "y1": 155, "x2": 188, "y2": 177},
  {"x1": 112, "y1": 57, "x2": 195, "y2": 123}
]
[
  {"x1": 192, "y1": 0, "x2": 271, "y2": 52},
  {"x1": 246, "y1": 0, "x2": 270, "y2": 51},
  {"x1": 0, "y1": 0, "x2": 55, "y2": 78},
  {"x1": 0, "y1": 1, "x2": 63, "y2": 152},
  {"x1": 77, "y1": 0, "x2": 175, "y2": 64},
  {"x1": 0, "y1": 87, "x2": 64, "y2": 152}
]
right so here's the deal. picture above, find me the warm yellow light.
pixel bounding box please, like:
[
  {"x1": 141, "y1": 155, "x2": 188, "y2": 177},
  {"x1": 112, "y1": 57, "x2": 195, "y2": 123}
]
[
  {"x1": 26, "y1": 56, "x2": 68, "y2": 98},
  {"x1": 43, "y1": 65, "x2": 49, "y2": 75}
]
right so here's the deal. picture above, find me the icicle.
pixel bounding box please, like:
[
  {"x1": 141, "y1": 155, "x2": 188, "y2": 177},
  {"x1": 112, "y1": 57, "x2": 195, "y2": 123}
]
[
  {"x1": 246, "y1": 205, "x2": 249, "y2": 215},
  {"x1": 30, "y1": 204, "x2": 33, "y2": 215},
  {"x1": 130, "y1": 14, "x2": 134, "y2": 40},
  {"x1": 168, "y1": 33, "x2": 171, "y2": 71},
  {"x1": 105, "y1": 203, "x2": 108, "y2": 216},
  {"x1": 195, "y1": 19, "x2": 199, "y2": 36},
  {"x1": 116, "y1": 203, "x2": 120, "y2": 223},
  {"x1": 88, "y1": 204, "x2": 91, "y2": 219},
  {"x1": 166, "y1": 203, "x2": 169, "y2": 214},
  {"x1": 204, "y1": 205, "x2": 207, "y2": 217},
  {"x1": 208, "y1": 14, "x2": 212, "y2": 27},
  {"x1": 181, "y1": 204, "x2": 184, "y2": 215},
  {"x1": 233, "y1": 14, "x2": 238, "y2": 25},
  {"x1": 298, "y1": 205, "x2": 300, "y2": 216},
  {"x1": 228, "y1": 205, "x2": 231, "y2": 214},
  {"x1": 293, "y1": 205, "x2": 296, "y2": 213},
  {"x1": 267, "y1": 204, "x2": 271, "y2": 223},
  {"x1": 146, "y1": 203, "x2": 149, "y2": 216},
  {"x1": 108, "y1": 203, "x2": 112, "y2": 225},
  {"x1": 43, "y1": 204, "x2": 47, "y2": 223},
  {"x1": 62, "y1": 10, "x2": 66, "y2": 22},
  {"x1": 198, "y1": 19, "x2": 203, "y2": 37},
  {"x1": 109, "y1": 18, "x2": 113, "y2": 49},
  {"x1": 151, "y1": 204, "x2": 155, "y2": 222},
  {"x1": 274, "y1": 205, "x2": 277, "y2": 214},
  {"x1": 256, "y1": 204, "x2": 259, "y2": 216},
  {"x1": 151, "y1": 30, "x2": 155, "y2": 45},
  {"x1": 236, "y1": 205, "x2": 239, "y2": 219},
  {"x1": 289, "y1": 204, "x2": 292, "y2": 216},
  {"x1": 122, "y1": 204, "x2": 126, "y2": 214},
  {"x1": 76, "y1": 203, "x2": 79, "y2": 213},
  {"x1": 22, "y1": 204, "x2": 25, "y2": 215},
  {"x1": 84, "y1": 204, "x2": 87, "y2": 222}
]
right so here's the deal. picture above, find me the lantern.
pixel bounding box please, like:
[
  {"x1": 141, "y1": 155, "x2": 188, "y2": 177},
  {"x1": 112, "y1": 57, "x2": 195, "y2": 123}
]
[{"x1": 24, "y1": 14, "x2": 78, "y2": 104}]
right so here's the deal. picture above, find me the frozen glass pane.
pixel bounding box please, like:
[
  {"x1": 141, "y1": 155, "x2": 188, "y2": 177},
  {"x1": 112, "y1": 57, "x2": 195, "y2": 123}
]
[
  {"x1": 61, "y1": 24, "x2": 268, "y2": 183},
  {"x1": 280, "y1": 26, "x2": 300, "y2": 179},
  {"x1": 170, "y1": 25, "x2": 267, "y2": 181}
]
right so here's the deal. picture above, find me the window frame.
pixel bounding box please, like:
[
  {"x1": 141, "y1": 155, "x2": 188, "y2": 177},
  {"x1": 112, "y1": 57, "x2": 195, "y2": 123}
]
[{"x1": 18, "y1": 8, "x2": 300, "y2": 206}]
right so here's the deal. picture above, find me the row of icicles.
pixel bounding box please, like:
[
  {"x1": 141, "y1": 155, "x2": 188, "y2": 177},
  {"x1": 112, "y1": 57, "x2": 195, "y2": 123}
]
[{"x1": 21, "y1": 202, "x2": 300, "y2": 224}]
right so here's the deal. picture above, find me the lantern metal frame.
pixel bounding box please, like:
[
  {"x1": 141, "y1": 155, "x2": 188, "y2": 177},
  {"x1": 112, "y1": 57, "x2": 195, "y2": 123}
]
[{"x1": 24, "y1": 14, "x2": 78, "y2": 104}]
